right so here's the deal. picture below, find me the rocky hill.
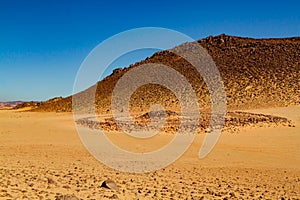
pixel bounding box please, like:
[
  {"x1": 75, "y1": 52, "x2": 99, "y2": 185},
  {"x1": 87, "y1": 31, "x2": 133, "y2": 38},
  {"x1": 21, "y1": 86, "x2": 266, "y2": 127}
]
[{"x1": 21, "y1": 34, "x2": 300, "y2": 113}]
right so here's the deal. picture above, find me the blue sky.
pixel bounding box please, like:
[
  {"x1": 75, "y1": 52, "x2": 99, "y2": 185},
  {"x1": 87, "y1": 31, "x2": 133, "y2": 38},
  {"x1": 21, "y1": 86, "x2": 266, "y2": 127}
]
[{"x1": 0, "y1": 0, "x2": 299, "y2": 101}]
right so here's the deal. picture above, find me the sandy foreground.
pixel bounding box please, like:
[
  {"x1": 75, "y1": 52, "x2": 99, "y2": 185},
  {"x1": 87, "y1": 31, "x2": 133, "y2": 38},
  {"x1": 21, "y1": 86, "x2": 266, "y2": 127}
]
[{"x1": 0, "y1": 106, "x2": 299, "y2": 199}]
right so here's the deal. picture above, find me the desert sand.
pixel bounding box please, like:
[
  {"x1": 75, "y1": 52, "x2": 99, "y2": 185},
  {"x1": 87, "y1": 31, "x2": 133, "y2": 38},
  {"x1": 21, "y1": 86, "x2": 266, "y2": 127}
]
[{"x1": 0, "y1": 106, "x2": 299, "y2": 199}]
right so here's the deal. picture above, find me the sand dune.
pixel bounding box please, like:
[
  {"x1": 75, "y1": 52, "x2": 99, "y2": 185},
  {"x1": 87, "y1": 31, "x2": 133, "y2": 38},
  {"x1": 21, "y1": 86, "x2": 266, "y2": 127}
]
[{"x1": 0, "y1": 106, "x2": 299, "y2": 199}]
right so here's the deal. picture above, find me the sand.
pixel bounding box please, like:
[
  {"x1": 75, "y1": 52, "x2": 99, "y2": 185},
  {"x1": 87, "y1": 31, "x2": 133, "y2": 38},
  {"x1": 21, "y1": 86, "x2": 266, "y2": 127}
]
[{"x1": 0, "y1": 106, "x2": 299, "y2": 199}]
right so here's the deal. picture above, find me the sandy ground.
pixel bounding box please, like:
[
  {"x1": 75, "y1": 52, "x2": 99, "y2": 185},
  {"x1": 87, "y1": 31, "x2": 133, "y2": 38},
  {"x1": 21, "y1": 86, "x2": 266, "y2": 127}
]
[{"x1": 0, "y1": 106, "x2": 299, "y2": 199}]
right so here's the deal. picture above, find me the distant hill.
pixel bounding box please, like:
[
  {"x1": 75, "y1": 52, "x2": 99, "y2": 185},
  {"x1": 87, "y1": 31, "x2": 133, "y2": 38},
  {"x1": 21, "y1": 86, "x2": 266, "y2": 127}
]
[
  {"x1": 0, "y1": 101, "x2": 23, "y2": 109},
  {"x1": 19, "y1": 34, "x2": 300, "y2": 112}
]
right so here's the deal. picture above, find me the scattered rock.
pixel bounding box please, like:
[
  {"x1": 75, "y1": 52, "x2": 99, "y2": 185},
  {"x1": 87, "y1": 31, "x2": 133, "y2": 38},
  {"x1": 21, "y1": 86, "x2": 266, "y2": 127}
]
[
  {"x1": 47, "y1": 177, "x2": 56, "y2": 185},
  {"x1": 62, "y1": 185, "x2": 71, "y2": 189},
  {"x1": 76, "y1": 110, "x2": 292, "y2": 134},
  {"x1": 55, "y1": 194, "x2": 79, "y2": 200},
  {"x1": 101, "y1": 179, "x2": 119, "y2": 191},
  {"x1": 109, "y1": 194, "x2": 119, "y2": 199}
]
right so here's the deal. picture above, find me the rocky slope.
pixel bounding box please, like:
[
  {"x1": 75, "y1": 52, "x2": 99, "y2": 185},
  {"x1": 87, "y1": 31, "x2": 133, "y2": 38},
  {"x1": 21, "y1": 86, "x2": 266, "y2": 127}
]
[{"x1": 19, "y1": 34, "x2": 300, "y2": 113}]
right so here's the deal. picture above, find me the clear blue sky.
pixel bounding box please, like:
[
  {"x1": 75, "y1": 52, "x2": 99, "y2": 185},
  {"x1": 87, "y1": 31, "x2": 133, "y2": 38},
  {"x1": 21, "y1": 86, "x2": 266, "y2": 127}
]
[{"x1": 0, "y1": 0, "x2": 299, "y2": 102}]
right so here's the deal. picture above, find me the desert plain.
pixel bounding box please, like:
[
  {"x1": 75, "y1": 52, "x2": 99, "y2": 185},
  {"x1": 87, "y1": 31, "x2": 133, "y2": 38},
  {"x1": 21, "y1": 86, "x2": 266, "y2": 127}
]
[{"x1": 0, "y1": 105, "x2": 299, "y2": 199}]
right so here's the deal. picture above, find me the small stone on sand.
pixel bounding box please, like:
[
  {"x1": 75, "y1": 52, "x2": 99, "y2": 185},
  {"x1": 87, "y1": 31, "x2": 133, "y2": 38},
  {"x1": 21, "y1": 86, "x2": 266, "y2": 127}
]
[{"x1": 101, "y1": 179, "x2": 119, "y2": 191}]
